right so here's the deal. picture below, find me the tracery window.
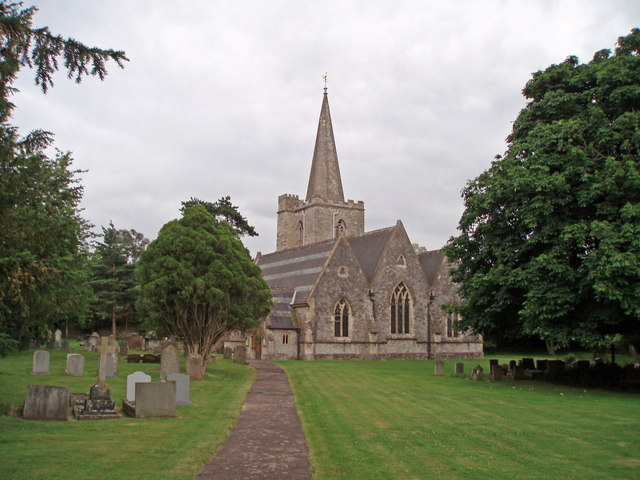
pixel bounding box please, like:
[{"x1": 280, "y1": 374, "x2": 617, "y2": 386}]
[
  {"x1": 390, "y1": 283, "x2": 411, "y2": 334},
  {"x1": 447, "y1": 312, "x2": 460, "y2": 338},
  {"x1": 335, "y1": 219, "x2": 346, "y2": 237},
  {"x1": 334, "y1": 298, "x2": 350, "y2": 337}
]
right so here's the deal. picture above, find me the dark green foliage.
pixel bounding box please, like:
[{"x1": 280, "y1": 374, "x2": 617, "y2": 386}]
[
  {"x1": 445, "y1": 29, "x2": 640, "y2": 350},
  {"x1": 87, "y1": 222, "x2": 149, "y2": 333},
  {"x1": 0, "y1": 2, "x2": 127, "y2": 345},
  {"x1": 181, "y1": 196, "x2": 258, "y2": 237},
  {"x1": 136, "y1": 205, "x2": 271, "y2": 373}
]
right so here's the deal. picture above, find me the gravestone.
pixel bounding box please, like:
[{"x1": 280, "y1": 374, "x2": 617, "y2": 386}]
[
  {"x1": 72, "y1": 336, "x2": 120, "y2": 420},
  {"x1": 490, "y1": 363, "x2": 502, "y2": 380},
  {"x1": 454, "y1": 362, "x2": 464, "y2": 375},
  {"x1": 233, "y1": 345, "x2": 248, "y2": 365},
  {"x1": 160, "y1": 345, "x2": 181, "y2": 380},
  {"x1": 61, "y1": 340, "x2": 70, "y2": 351},
  {"x1": 66, "y1": 354, "x2": 85, "y2": 376},
  {"x1": 186, "y1": 354, "x2": 203, "y2": 380},
  {"x1": 127, "y1": 354, "x2": 142, "y2": 363},
  {"x1": 108, "y1": 335, "x2": 119, "y2": 374},
  {"x1": 126, "y1": 333, "x2": 144, "y2": 350},
  {"x1": 118, "y1": 342, "x2": 128, "y2": 356},
  {"x1": 547, "y1": 360, "x2": 565, "y2": 375},
  {"x1": 145, "y1": 335, "x2": 161, "y2": 351},
  {"x1": 106, "y1": 354, "x2": 116, "y2": 378},
  {"x1": 54, "y1": 329, "x2": 62, "y2": 343},
  {"x1": 168, "y1": 373, "x2": 192, "y2": 406},
  {"x1": 223, "y1": 346, "x2": 233, "y2": 359},
  {"x1": 126, "y1": 371, "x2": 151, "y2": 402},
  {"x1": 132, "y1": 381, "x2": 176, "y2": 418},
  {"x1": 32, "y1": 350, "x2": 50, "y2": 375},
  {"x1": 434, "y1": 361, "x2": 445, "y2": 376},
  {"x1": 489, "y1": 359, "x2": 499, "y2": 369},
  {"x1": 536, "y1": 359, "x2": 548, "y2": 371},
  {"x1": 23, "y1": 385, "x2": 70, "y2": 421},
  {"x1": 513, "y1": 365, "x2": 526, "y2": 380},
  {"x1": 143, "y1": 353, "x2": 160, "y2": 363},
  {"x1": 509, "y1": 360, "x2": 517, "y2": 372},
  {"x1": 520, "y1": 358, "x2": 535, "y2": 370},
  {"x1": 471, "y1": 365, "x2": 484, "y2": 381}
]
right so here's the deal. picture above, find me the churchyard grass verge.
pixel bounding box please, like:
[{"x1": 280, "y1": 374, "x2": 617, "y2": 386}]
[
  {"x1": 280, "y1": 358, "x2": 640, "y2": 480},
  {"x1": 0, "y1": 344, "x2": 255, "y2": 480}
]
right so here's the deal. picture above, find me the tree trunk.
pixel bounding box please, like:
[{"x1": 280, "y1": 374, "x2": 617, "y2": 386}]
[{"x1": 545, "y1": 339, "x2": 556, "y2": 356}]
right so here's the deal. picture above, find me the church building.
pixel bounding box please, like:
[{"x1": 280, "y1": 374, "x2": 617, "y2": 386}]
[{"x1": 254, "y1": 89, "x2": 483, "y2": 360}]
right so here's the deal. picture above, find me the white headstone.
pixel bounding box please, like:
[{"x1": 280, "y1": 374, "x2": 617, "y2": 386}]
[
  {"x1": 167, "y1": 373, "x2": 192, "y2": 406},
  {"x1": 32, "y1": 350, "x2": 50, "y2": 375},
  {"x1": 65, "y1": 353, "x2": 85, "y2": 376},
  {"x1": 54, "y1": 329, "x2": 62, "y2": 342},
  {"x1": 126, "y1": 371, "x2": 151, "y2": 402}
]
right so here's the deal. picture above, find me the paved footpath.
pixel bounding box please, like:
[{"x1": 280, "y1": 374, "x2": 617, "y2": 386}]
[{"x1": 196, "y1": 361, "x2": 312, "y2": 480}]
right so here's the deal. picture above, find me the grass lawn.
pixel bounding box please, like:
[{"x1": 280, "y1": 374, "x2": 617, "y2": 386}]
[
  {"x1": 280, "y1": 357, "x2": 640, "y2": 480},
  {"x1": 0, "y1": 343, "x2": 255, "y2": 480}
]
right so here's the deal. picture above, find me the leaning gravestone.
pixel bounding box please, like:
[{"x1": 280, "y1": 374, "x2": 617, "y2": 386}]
[
  {"x1": 454, "y1": 362, "x2": 464, "y2": 375},
  {"x1": 126, "y1": 333, "x2": 144, "y2": 350},
  {"x1": 167, "y1": 373, "x2": 192, "y2": 406},
  {"x1": 66, "y1": 354, "x2": 85, "y2": 376},
  {"x1": 23, "y1": 385, "x2": 70, "y2": 421},
  {"x1": 233, "y1": 345, "x2": 248, "y2": 365},
  {"x1": 32, "y1": 350, "x2": 50, "y2": 375},
  {"x1": 160, "y1": 345, "x2": 181, "y2": 380},
  {"x1": 118, "y1": 342, "x2": 128, "y2": 356},
  {"x1": 434, "y1": 360, "x2": 445, "y2": 376},
  {"x1": 186, "y1": 354, "x2": 203, "y2": 380},
  {"x1": 126, "y1": 371, "x2": 151, "y2": 402}
]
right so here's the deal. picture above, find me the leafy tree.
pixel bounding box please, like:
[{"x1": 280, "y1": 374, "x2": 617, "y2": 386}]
[
  {"x1": 87, "y1": 222, "x2": 149, "y2": 335},
  {"x1": 136, "y1": 205, "x2": 272, "y2": 375},
  {"x1": 181, "y1": 196, "x2": 258, "y2": 237},
  {"x1": 445, "y1": 29, "x2": 640, "y2": 353},
  {"x1": 0, "y1": 2, "x2": 127, "y2": 346}
]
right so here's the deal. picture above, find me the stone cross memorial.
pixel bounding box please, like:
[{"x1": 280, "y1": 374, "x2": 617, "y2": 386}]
[{"x1": 96, "y1": 336, "x2": 116, "y2": 386}]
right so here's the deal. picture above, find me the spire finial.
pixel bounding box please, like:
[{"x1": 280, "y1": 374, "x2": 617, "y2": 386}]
[{"x1": 322, "y1": 72, "x2": 328, "y2": 93}]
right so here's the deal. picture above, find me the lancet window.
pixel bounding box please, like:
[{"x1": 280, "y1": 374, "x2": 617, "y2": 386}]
[{"x1": 390, "y1": 283, "x2": 411, "y2": 334}]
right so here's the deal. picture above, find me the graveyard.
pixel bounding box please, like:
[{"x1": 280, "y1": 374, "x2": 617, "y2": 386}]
[{"x1": 1, "y1": 344, "x2": 639, "y2": 479}]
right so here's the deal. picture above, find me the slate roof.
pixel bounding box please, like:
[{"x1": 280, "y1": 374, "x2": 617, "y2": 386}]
[
  {"x1": 268, "y1": 287, "x2": 297, "y2": 329},
  {"x1": 256, "y1": 239, "x2": 336, "y2": 304},
  {"x1": 348, "y1": 226, "x2": 395, "y2": 282},
  {"x1": 417, "y1": 250, "x2": 446, "y2": 286}
]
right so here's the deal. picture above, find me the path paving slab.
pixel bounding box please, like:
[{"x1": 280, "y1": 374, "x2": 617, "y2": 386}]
[{"x1": 196, "y1": 361, "x2": 312, "y2": 480}]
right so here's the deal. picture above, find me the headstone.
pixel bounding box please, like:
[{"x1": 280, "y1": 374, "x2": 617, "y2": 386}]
[
  {"x1": 54, "y1": 329, "x2": 62, "y2": 343},
  {"x1": 186, "y1": 353, "x2": 203, "y2": 380},
  {"x1": 513, "y1": 365, "x2": 526, "y2": 380},
  {"x1": 65, "y1": 354, "x2": 85, "y2": 376},
  {"x1": 508, "y1": 360, "x2": 517, "y2": 372},
  {"x1": 105, "y1": 354, "x2": 116, "y2": 378},
  {"x1": 52, "y1": 340, "x2": 61, "y2": 350},
  {"x1": 108, "y1": 335, "x2": 119, "y2": 374},
  {"x1": 126, "y1": 371, "x2": 151, "y2": 402},
  {"x1": 32, "y1": 350, "x2": 50, "y2": 375},
  {"x1": 490, "y1": 363, "x2": 502, "y2": 380},
  {"x1": 160, "y1": 345, "x2": 181, "y2": 380},
  {"x1": 61, "y1": 341, "x2": 70, "y2": 351},
  {"x1": 233, "y1": 345, "x2": 247, "y2": 365},
  {"x1": 89, "y1": 332, "x2": 100, "y2": 348},
  {"x1": 134, "y1": 381, "x2": 176, "y2": 418},
  {"x1": 127, "y1": 354, "x2": 142, "y2": 363},
  {"x1": 520, "y1": 358, "x2": 535, "y2": 370},
  {"x1": 547, "y1": 360, "x2": 565, "y2": 375},
  {"x1": 118, "y1": 342, "x2": 128, "y2": 356},
  {"x1": 145, "y1": 336, "x2": 161, "y2": 351},
  {"x1": 143, "y1": 353, "x2": 160, "y2": 363},
  {"x1": 126, "y1": 333, "x2": 144, "y2": 350},
  {"x1": 454, "y1": 362, "x2": 464, "y2": 375},
  {"x1": 223, "y1": 346, "x2": 233, "y2": 359},
  {"x1": 167, "y1": 373, "x2": 192, "y2": 406},
  {"x1": 434, "y1": 360, "x2": 445, "y2": 376},
  {"x1": 536, "y1": 359, "x2": 548, "y2": 371},
  {"x1": 489, "y1": 359, "x2": 499, "y2": 369},
  {"x1": 23, "y1": 385, "x2": 70, "y2": 421},
  {"x1": 471, "y1": 365, "x2": 484, "y2": 381}
]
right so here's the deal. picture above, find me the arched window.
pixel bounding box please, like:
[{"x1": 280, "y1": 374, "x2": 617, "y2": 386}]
[
  {"x1": 334, "y1": 298, "x2": 350, "y2": 337},
  {"x1": 282, "y1": 333, "x2": 290, "y2": 345},
  {"x1": 447, "y1": 312, "x2": 460, "y2": 338},
  {"x1": 390, "y1": 283, "x2": 411, "y2": 334},
  {"x1": 335, "y1": 219, "x2": 346, "y2": 238}
]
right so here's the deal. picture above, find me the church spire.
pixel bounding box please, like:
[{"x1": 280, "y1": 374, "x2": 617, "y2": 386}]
[{"x1": 305, "y1": 88, "x2": 345, "y2": 203}]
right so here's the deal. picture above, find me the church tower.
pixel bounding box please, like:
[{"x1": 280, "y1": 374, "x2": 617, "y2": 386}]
[{"x1": 276, "y1": 89, "x2": 365, "y2": 251}]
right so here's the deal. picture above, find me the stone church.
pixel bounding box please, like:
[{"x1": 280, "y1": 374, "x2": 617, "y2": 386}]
[{"x1": 245, "y1": 89, "x2": 482, "y2": 360}]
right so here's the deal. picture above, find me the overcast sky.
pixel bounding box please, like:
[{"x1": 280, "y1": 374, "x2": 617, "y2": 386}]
[{"x1": 12, "y1": 1, "x2": 640, "y2": 256}]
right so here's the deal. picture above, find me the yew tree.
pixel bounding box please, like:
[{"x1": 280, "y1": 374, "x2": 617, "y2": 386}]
[
  {"x1": 136, "y1": 205, "x2": 271, "y2": 375},
  {"x1": 445, "y1": 29, "x2": 640, "y2": 352}
]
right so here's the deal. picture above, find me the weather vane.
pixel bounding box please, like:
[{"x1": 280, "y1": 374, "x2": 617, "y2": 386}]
[{"x1": 322, "y1": 72, "x2": 328, "y2": 92}]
